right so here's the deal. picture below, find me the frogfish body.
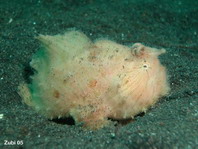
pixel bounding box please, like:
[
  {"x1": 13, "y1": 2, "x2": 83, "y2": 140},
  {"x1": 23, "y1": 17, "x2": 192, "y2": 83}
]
[{"x1": 19, "y1": 30, "x2": 170, "y2": 129}]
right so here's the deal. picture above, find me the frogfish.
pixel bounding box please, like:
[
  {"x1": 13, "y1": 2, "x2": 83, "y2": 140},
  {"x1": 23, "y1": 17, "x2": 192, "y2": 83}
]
[{"x1": 18, "y1": 30, "x2": 170, "y2": 129}]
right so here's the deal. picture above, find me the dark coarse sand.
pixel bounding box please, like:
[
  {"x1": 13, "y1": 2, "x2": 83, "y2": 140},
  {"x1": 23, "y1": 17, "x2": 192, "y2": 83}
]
[{"x1": 0, "y1": 0, "x2": 197, "y2": 148}]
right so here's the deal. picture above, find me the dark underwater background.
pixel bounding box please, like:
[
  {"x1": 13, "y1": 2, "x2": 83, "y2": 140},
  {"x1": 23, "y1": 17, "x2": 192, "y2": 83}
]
[{"x1": 0, "y1": 0, "x2": 197, "y2": 148}]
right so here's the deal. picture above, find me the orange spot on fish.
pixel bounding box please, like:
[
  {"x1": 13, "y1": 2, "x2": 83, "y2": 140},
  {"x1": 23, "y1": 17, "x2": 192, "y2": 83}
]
[
  {"x1": 53, "y1": 90, "x2": 60, "y2": 98},
  {"x1": 88, "y1": 80, "x2": 97, "y2": 88}
]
